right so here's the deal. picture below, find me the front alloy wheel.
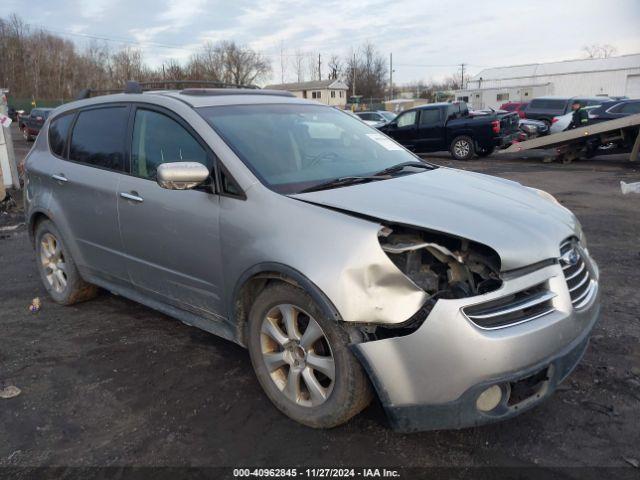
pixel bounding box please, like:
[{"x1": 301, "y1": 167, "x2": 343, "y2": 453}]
[
  {"x1": 247, "y1": 283, "x2": 372, "y2": 428},
  {"x1": 260, "y1": 304, "x2": 335, "y2": 407}
]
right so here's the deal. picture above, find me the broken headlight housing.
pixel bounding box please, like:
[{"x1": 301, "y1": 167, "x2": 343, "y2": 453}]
[{"x1": 378, "y1": 225, "x2": 502, "y2": 302}]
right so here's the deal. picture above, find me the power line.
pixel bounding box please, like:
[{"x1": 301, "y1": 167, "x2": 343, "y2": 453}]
[{"x1": 29, "y1": 24, "x2": 193, "y2": 52}]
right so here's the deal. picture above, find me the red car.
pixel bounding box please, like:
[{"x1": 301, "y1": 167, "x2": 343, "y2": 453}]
[{"x1": 500, "y1": 102, "x2": 528, "y2": 118}]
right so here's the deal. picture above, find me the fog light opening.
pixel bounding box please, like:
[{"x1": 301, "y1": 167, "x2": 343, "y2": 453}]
[{"x1": 476, "y1": 385, "x2": 503, "y2": 412}]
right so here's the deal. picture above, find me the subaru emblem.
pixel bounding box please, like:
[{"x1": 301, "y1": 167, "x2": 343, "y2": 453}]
[{"x1": 561, "y1": 248, "x2": 580, "y2": 266}]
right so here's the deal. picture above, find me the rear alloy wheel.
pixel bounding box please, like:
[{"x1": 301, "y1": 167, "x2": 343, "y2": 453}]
[
  {"x1": 450, "y1": 135, "x2": 475, "y2": 160},
  {"x1": 247, "y1": 283, "x2": 372, "y2": 428},
  {"x1": 35, "y1": 220, "x2": 98, "y2": 305},
  {"x1": 40, "y1": 233, "x2": 68, "y2": 294}
]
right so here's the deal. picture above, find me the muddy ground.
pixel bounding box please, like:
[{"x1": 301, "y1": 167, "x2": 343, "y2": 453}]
[{"x1": 1, "y1": 124, "x2": 639, "y2": 473}]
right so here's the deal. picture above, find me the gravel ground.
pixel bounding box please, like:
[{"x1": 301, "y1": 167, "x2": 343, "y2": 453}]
[{"x1": 1, "y1": 124, "x2": 639, "y2": 473}]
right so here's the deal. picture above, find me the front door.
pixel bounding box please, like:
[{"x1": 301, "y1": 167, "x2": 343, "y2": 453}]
[
  {"x1": 117, "y1": 106, "x2": 224, "y2": 317},
  {"x1": 384, "y1": 110, "x2": 419, "y2": 150}
]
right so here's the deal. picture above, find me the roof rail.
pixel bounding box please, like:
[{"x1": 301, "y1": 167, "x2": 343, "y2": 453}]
[
  {"x1": 76, "y1": 88, "x2": 128, "y2": 100},
  {"x1": 134, "y1": 80, "x2": 261, "y2": 90},
  {"x1": 76, "y1": 79, "x2": 261, "y2": 100}
]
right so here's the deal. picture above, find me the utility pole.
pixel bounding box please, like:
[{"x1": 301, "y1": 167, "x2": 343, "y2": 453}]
[
  {"x1": 280, "y1": 41, "x2": 285, "y2": 83},
  {"x1": 460, "y1": 63, "x2": 466, "y2": 89},
  {"x1": 389, "y1": 52, "x2": 393, "y2": 100},
  {"x1": 352, "y1": 53, "x2": 356, "y2": 97},
  {"x1": 318, "y1": 54, "x2": 322, "y2": 81}
]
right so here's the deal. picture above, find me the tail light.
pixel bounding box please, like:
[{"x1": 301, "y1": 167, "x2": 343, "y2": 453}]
[
  {"x1": 551, "y1": 117, "x2": 559, "y2": 123},
  {"x1": 491, "y1": 120, "x2": 500, "y2": 133}
]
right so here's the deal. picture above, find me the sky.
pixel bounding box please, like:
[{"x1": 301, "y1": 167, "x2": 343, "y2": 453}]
[{"x1": 2, "y1": 0, "x2": 639, "y2": 85}]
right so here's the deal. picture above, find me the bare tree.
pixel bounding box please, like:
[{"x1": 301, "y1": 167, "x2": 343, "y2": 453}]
[
  {"x1": 0, "y1": 13, "x2": 271, "y2": 103},
  {"x1": 217, "y1": 41, "x2": 271, "y2": 85},
  {"x1": 291, "y1": 49, "x2": 306, "y2": 83},
  {"x1": 345, "y1": 42, "x2": 387, "y2": 99},
  {"x1": 328, "y1": 54, "x2": 342, "y2": 80},
  {"x1": 582, "y1": 44, "x2": 618, "y2": 59},
  {"x1": 306, "y1": 52, "x2": 320, "y2": 82}
]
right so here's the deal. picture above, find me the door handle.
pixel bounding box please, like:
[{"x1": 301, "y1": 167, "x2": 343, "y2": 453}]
[
  {"x1": 120, "y1": 192, "x2": 144, "y2": 203},
  {"x1": 51, "y1": 174, "x2": 68, "y2": 183}
]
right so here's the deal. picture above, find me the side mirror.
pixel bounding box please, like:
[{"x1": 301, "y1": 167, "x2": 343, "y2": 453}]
[{"x1": 156, "y1": 162, "x2": 210, "y2": 190}]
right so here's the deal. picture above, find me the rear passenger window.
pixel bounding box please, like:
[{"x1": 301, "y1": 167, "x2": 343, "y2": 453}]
[
  {"x1": 69, "y1": 107, "x2": 128, "y2": 171},
  {"x1": 48, "y1": 114, "x2": 74, "y2": 157},
  {"x1": 419, "y1": 109, "x2": 440, "y2": 126},
  {"x1": 131, "y1": 109, "x2": 210, "y2": 180}
]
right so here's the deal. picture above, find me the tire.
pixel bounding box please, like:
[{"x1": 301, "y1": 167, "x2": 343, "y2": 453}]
[
  {"x1": 450, "y1": 135, "x2": 475, "y2": 160},
  {"x1": 34, "y1": 220, "x2": 98, "y2": 305},
  {"x1": 247, "y1": 283, "x2": 373, "y2": 428},
  {"x1": 476, "y1": 145, "x2": 495, "y2": 157},
  {"x1": 22, "y1": 127, "x2": 32, "y2": 142}
]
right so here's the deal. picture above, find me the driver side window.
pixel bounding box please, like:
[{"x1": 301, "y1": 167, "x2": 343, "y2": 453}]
[
  {"x1": 131, "y1": 109, "x2": 210, "y2": 180},
  {"x1": 396, "y1": 110, "x2": 417, "y2": 128}
]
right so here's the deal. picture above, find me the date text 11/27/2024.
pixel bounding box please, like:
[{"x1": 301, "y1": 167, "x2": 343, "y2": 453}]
[{"x1": 233, "y1": 468, "x2": 401, "y2": 478}]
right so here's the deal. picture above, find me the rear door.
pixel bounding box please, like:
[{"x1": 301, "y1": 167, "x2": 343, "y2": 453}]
[
  {"x1": 117, "y1": 105, "x2": 224, "y2": 317},
  {"x1": 52, "y1": 105, "x2": 131, "y2": 283}
]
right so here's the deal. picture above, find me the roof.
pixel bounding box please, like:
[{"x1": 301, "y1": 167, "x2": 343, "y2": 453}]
[
  {"x1": 265, "y1": 79, "x2": 348, "y2": 91},
  {"x1": 51, "y1": 89, "x2": 318, "y2": 116},
  {"x1": 471, "y1": 53, "x2": 640, "y2": 81}
]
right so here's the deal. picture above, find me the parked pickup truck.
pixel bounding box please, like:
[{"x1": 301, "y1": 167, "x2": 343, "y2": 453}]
[
  {"x1": 19, "y1": 108, "x2": 54, "y2": 141},
  {"x1": 379, "y1": 102, "x2": 519, "y2": 160}
]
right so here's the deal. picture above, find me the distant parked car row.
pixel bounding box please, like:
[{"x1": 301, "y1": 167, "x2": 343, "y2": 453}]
[
  {"x1": 548, "y1": 99, "x2": 640, "y2": 134},
  {"x1": 17, "y1": 107, "x2": 54, "y2": 141},
  {"x1": 355, "y1": 110, "x2": 397, "y2": 127}
]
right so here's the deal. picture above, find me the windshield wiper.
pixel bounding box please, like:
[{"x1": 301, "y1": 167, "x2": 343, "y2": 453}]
[
  {"x1": 372, "y1": 161, "x2": 433, "y2": 177},
  {"x1": 299, "y1": 175, "x2": 387, "y2": 193}
]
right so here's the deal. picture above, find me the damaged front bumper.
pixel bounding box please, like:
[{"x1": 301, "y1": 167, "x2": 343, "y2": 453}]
[{"x1": 352, "y1": 262, "x2": 600, "y2": 432}]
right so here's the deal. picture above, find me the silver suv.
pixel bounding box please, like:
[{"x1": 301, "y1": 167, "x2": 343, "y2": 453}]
[{"x1": 24, "y1": 83, "x2": 600, "y2": 431}]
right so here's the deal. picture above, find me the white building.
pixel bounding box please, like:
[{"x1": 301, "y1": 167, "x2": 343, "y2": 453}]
[
  {"x1": 455, "y1": 54, "x2": 640, "y2": 109},
  {"x1": 265, "y1": 79, "x2": 349, "y2": 107}
]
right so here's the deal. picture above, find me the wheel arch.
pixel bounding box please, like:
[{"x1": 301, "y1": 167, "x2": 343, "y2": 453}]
[
  {"x1": 448, "y1": 131, "x2": 474, "y2": 147},
  {"x1": 28, "y1": 209, "x2": 53, "y2": 245},
  {"x1": 231, "y1": 262, "x2": 343, "y2": 346}
]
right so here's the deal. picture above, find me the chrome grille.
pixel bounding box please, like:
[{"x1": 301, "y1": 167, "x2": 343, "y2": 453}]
[
  {"x1": 560, "y1": 239, "x2": 596, "y2": 309},
  {"x1": 463, "y1": 283, "x2": 556, "y2": 330}
]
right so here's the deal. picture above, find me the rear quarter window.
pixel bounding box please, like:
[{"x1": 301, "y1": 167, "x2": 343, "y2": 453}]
[
  {"x1": 69, "y1": 106, "x2": 129, "y2": 171},
  {"x1": 620, "y1": 102, "x2": 640, "y2": 114},
  {"x1": 48, "y1": 114, "x2": 74, "y2": 157}
]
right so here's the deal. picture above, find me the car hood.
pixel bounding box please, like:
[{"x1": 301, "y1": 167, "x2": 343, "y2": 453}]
[{"x1": 291, "y1": 167, "x2": 578, "y2": 271}]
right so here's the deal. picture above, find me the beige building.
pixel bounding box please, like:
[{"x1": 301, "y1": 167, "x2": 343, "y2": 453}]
[
  {"x1": 384, "y1": 98, "x2": 430, "y2": 113},
  {"x1": 265, "y1": 79, "x2": 349, "y2": 107}
]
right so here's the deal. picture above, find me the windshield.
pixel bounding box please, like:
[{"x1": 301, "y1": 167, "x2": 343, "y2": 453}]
[
  {"x1": 379, "y1": 111, "x2": 397, "y2": 121},
  {"x1": 198, "y1": 104, "x2": 428, "y2": 194}
]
